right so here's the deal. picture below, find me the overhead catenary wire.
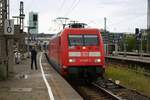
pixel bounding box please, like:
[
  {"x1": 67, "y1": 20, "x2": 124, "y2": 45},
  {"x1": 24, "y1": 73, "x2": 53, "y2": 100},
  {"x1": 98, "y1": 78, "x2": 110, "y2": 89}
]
[
  {"x1": 53, "y1": 0, "x2": 81, "y2": 30},
  {"x1": 64, "y1": 0, "x2": 81, "y2": 16},
  {"x1": 59, "y1": 0, "x2": 66, "y2": 10},
  {"x1": 56, "y1": 0, "x2": 66, "y2": 17},
  {"x1": 55, "y1": 0, "x2": 80, "y2": 17}
]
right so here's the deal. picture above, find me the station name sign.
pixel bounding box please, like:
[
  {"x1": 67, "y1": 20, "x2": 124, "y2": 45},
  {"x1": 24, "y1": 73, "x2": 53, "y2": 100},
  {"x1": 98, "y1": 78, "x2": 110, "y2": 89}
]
[{"x1": 4, "y1": 19, "x2": 14, "y2": 35}]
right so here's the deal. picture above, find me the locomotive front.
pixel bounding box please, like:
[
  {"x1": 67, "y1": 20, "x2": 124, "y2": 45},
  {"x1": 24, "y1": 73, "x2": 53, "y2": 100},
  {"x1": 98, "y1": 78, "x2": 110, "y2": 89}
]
[{"x1": 61, "y1": 28, "x2": 105, "y2": 79}]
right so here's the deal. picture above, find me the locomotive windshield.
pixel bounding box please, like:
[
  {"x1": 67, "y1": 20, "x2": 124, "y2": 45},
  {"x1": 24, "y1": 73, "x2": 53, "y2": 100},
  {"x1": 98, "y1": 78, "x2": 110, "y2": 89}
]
[
  {"x1": 84, "y1": 35, "x2": 99, "y2": 46},
  {"x1": 68, "y1": 34, "x2": 99, "y2": 46},
  {"x1": 69, "y1": 35, "x2": 83, "y2": 46}
]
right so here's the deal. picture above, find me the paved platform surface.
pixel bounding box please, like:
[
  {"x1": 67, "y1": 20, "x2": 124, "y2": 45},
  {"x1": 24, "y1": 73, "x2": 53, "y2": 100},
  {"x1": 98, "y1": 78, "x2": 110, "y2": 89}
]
[{"x1": 0, "y1": 52, "x2": 83, "y2": 100}]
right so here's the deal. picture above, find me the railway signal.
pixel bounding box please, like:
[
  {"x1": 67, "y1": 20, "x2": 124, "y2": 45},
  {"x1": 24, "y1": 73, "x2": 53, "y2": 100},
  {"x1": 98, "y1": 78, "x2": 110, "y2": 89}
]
[{"x1": 135, "y1": 28, "x2": 141, "y2": 40}]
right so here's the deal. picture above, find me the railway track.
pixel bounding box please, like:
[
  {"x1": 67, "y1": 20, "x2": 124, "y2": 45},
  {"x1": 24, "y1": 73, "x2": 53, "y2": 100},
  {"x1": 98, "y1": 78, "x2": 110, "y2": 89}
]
[
  {"x1": 76, "y1": 85, "x2": 116, "y2": 100},
  {"x1": 69, "y1": 78, "x2": 150, "y2": 100},
  {"x1": 93, "y1": 79, "x2": 150, "y2": 100}
]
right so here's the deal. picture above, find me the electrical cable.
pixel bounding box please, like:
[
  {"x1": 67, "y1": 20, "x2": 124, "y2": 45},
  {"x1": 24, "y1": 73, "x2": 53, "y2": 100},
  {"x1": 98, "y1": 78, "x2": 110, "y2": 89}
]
[
  {"x1": 64, "y1": 0, "x2": 81, "y2": 16},
  {"x1": 56, "y1": 0, "x2": 66, "y2": 17}
]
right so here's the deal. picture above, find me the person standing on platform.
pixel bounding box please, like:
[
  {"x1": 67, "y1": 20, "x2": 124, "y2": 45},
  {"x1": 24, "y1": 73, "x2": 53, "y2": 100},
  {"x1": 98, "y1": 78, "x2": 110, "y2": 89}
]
[
  {"x1": 30, "y1": 46, "x2": 38, "y2": 70},
  {"x1": 43, "y1": 42, "x2": 47, "y2": 52}
]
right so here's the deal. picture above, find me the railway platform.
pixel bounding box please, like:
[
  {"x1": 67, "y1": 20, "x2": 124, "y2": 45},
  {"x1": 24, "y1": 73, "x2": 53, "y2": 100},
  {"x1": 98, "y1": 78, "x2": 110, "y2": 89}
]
[
  {"x1": 106, "y1": 55, "x2": 150, "y2": 64},
  {"x1": 0, "y1": 52, "x2": 83, "y2": 100}
]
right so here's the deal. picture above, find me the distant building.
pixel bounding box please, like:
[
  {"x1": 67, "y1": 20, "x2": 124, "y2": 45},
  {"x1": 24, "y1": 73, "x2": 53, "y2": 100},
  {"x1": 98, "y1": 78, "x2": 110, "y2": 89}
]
[
  {"x1": 101, "y1": 30, "x2": 124, "y2": 45},
  {"x1": 36, "y1": 33, "x2": 54, "y2": 45},
  {"x1": 25, "y1": 33, "x2": 54, "y2": 50},
  {"x1": 101, "y1": 30, "x2": 125, "y2": 54},
  {"x1": 28, "y1": 12, "x2": 38, "y2": 34}
]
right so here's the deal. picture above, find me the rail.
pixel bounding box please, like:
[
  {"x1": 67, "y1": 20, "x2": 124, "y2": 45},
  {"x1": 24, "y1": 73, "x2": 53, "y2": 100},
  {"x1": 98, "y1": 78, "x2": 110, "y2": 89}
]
[{"x1": 92, "y1": 79, "x2": 150, "y2": 100}]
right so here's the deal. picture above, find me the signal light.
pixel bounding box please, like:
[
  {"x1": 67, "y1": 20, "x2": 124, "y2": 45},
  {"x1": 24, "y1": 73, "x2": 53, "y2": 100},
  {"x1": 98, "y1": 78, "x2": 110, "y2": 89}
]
[
  {"x1": 135, "y1": 28, "x2": 141, "y2": 40},
  {"x1": 135, "y1": 28, "x2": 139, "y2": 35}
]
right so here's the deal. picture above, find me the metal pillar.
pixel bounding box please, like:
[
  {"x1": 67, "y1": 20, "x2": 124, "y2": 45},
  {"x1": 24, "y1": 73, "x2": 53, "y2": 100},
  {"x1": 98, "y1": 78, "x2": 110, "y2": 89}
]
[
  {"x1": 147, "y1": 0, "x2": 150, "y2": 29},
  {"x1": 6, "y1": 0, "x2": 14, "y2": 75},
  {"x1": 0, "y1": 37, "x2": 7, "y2": 79},
  {"x1": 147, "y1": 0, "x2": 150, "y2": 53},
  {"x1": 147, "y1": 33, "x2": 149, "y2": 53},
  {"x1": 0, "y1": 0, "x2": 14, "y2": 78},
  {"x1": 104, "y1": 17, "x2": 109, "y2": 56},
  {"x1": 123, "y1": 34, "x2": 127, "y2": 57},
  {"x1": 115, "y1": 41, "x2": 118, "y2": 56},
  {"x1": 7, "y1": 0, "x2": 10, "y2": 18},
  {"x1": 7, "y1": 37, "x2": 14, "y2": 73},
  {"x1": 140, "y1": 30, "x2": 143, "y2": 57},
  {"x1": 0, "y1": 0, "x2": 8, "y2": 79},
  {"x1": 19, "y1": 1, "x2": 25, "y2": 32}
]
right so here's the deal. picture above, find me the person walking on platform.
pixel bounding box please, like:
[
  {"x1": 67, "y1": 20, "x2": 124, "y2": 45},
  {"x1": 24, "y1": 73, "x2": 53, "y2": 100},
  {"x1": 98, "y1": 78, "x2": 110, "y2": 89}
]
[{"x1": 31, "y1": 46, "x2": 38, "y2": 70}]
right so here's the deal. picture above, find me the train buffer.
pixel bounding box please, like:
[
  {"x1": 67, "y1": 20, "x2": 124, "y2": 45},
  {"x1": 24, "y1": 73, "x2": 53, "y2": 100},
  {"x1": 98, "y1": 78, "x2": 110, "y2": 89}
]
[{"x1": 0, "y1": 52, "x2": 83, "y2": 100}]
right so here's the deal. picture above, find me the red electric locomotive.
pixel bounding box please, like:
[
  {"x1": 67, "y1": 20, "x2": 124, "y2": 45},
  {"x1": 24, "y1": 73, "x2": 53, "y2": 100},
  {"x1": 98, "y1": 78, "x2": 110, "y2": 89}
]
[{"x1": 48, "y1": 23, "x2": 105, "y2": 80}]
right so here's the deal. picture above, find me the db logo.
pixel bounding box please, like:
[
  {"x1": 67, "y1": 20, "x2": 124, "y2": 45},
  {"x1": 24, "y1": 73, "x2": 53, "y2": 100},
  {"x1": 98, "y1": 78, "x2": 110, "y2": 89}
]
[{"x1": 81, "y1": 52, "x2": 89, "y2": 56}]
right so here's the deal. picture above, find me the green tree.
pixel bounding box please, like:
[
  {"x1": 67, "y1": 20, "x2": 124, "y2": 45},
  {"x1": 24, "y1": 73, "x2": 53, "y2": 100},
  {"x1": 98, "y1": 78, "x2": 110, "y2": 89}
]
[{"x1": 126, "y1": 36, "x2": 136, "y2": 52}]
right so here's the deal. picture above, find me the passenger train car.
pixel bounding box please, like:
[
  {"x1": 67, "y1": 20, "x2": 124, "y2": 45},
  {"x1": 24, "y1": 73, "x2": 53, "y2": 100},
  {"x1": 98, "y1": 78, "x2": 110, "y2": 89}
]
[{"x1": 48, "y1": 23, "x2": 105, "y2": 80}]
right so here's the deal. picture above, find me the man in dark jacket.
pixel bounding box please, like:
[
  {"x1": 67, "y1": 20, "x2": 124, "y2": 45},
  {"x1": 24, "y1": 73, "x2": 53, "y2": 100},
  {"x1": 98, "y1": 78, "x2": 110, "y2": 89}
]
[{"x1": 31, "y1": 46, "x2": 37, "y2": 70}]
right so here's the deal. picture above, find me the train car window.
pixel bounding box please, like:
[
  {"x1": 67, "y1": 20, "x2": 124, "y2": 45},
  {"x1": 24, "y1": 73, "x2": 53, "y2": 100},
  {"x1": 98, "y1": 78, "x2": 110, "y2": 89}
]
[
  {"x1": 84, "y1": 35, "x2": 99, "y2": 46},
  {"x1": 69, "y1": 35, "x2": 83, "y2": 46}
]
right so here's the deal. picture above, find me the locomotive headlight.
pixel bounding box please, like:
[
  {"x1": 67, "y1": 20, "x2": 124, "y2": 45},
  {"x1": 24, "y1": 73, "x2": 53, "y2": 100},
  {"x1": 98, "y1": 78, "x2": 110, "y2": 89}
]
[
  {"x1": 69, "y1": 59, "x2": 76, "y2": 63},
  {"x1": 95, "y1": 59, "x2": 101, "y2": 63}
]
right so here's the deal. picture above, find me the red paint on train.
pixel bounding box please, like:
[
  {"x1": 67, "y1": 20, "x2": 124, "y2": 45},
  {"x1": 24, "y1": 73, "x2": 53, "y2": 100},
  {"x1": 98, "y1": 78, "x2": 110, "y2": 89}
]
[{"x1": 48, "y1": 28, "x2": 105, "y2": 78}]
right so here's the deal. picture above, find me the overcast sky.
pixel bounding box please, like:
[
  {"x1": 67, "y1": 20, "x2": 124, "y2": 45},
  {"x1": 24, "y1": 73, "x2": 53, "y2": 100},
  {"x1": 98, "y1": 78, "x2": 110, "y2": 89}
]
[{"x1": 10, "y1": 0, "x2": 147, "y2": 33}]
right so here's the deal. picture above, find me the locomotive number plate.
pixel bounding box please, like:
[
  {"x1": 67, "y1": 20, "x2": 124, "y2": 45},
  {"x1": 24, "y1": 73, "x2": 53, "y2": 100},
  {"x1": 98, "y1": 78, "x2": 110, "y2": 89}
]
[{"x1": 80, "y1": 59, "x2": 88, "y2": 62}]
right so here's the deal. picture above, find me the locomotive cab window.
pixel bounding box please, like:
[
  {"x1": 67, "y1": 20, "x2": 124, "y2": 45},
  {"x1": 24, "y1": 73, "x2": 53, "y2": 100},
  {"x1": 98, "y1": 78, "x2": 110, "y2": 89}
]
[
  {"x1": 69, "y1": 35, "x2": 83, "y2": 46},
  {"x1": 84, "y1": 35, "x2": 99, "y2": 46},
  {"x1": 68, "y1": 34, "x2": 99, "y2": 46}
]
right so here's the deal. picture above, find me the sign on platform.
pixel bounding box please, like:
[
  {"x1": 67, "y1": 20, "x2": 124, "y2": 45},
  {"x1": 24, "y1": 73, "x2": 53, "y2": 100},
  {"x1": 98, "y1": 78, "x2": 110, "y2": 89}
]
[{"x1": 4, "y1": 19, "x2": 14, "y2": 35}]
